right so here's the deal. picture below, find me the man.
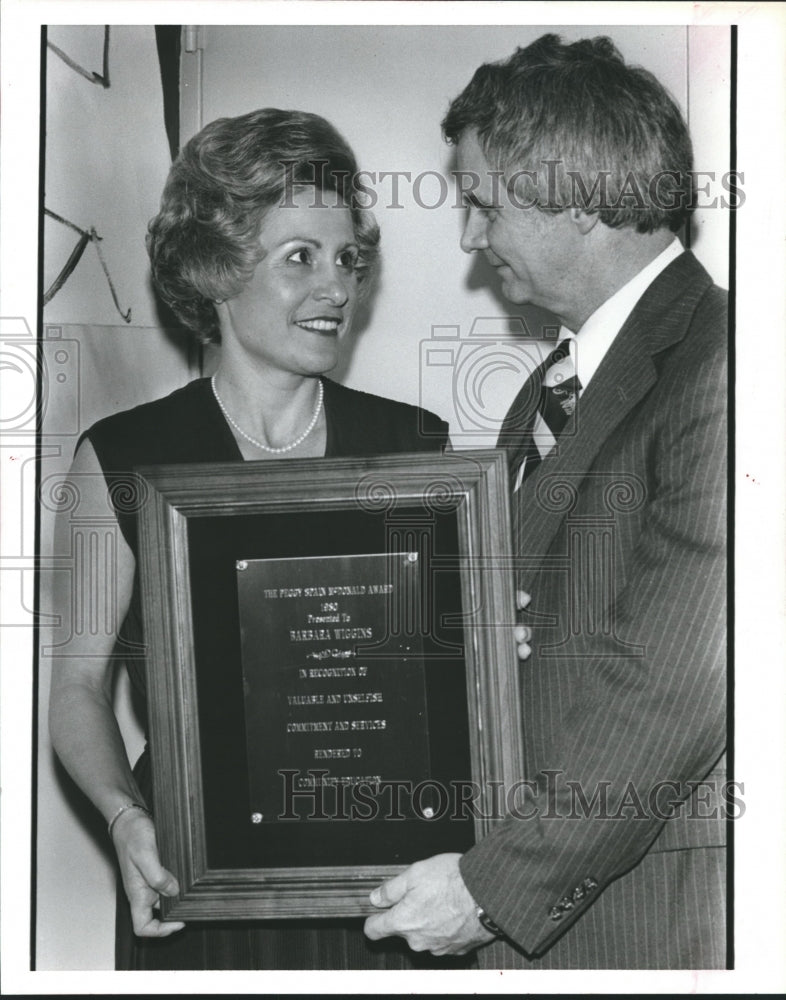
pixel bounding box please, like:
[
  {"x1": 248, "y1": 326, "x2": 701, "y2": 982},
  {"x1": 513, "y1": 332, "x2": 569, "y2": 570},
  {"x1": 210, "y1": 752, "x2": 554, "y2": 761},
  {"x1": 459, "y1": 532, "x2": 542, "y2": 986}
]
[{"x1": 365, "y1": 34, "x2": 727, "y2": 969}]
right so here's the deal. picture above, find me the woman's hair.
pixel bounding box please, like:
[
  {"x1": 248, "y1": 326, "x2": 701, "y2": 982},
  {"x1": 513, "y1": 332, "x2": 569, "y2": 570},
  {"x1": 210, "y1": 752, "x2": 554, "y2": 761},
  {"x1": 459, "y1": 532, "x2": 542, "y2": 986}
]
[
  {"x1": 442, "y1": 34, "x2": 694, "y2": 234},
  {"x1": 147, "y1": 108, "x2": 380, "y2": 343}
]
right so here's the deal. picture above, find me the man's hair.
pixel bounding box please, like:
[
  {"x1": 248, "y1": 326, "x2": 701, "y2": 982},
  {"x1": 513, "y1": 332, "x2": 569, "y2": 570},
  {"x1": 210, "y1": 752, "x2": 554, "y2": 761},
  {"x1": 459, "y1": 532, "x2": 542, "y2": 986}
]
[
  {"x1": 442, "y1": 34, "x2": 694, "y2": 233},
  {"x1": 147, "y1": 108, "x2": 379, "y2": 343}
]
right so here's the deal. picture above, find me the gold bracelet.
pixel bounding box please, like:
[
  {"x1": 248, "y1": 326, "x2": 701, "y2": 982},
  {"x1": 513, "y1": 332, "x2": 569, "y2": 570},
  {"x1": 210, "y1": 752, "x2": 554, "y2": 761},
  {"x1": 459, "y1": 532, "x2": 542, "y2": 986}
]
[{"x1": 107, "y1": 801, "x2": 152, "y2": 839}]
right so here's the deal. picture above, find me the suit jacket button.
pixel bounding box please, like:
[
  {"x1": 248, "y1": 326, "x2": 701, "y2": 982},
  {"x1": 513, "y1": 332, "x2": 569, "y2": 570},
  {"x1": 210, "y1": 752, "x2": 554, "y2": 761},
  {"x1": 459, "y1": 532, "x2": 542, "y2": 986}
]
[
  {"x1": 548, "y1": 906, "x2": 563, "y2": 921},
  {"x1": 583, "y1": 877, "x2": 599, "y2": 892},
  {"x1": 558, "y1": 895, "x2": 574, "y2": 911},
  {"x1": 572, "y1": 885, "x2": 585, "y2": 902}
]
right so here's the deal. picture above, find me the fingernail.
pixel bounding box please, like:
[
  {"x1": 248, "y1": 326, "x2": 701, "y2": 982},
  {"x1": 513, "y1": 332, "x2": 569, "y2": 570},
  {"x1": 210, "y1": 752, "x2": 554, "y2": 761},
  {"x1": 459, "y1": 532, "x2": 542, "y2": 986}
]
[{"x1": 370, "y1": 889, "x2": 380, "y2": 905}]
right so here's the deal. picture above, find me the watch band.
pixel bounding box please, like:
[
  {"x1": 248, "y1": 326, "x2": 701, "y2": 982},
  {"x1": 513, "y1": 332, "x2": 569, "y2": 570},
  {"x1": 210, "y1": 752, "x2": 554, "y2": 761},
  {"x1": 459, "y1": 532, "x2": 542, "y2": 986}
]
[{"x1": 476, "y1": 906, "x2": 503, "y2": 937}]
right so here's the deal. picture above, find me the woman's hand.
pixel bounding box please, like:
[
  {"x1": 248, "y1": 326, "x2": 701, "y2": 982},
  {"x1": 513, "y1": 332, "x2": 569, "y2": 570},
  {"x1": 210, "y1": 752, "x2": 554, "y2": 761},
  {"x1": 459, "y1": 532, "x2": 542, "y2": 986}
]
[
  {"x1": 515, "y1": 589, "x2": 532, "y2": 660},
  {"x1": 111, "y1": 808, "x2": 185, "y2": 937}
]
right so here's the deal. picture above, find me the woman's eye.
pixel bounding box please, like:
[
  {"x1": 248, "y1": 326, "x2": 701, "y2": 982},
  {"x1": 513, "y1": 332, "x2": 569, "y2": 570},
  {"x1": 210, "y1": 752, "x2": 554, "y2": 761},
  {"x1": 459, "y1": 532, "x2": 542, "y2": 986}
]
[
  {"x1": 287, "y1": 248, "x2": 311, "y2": 265},
  {"x1": 337, "y1": 250, "x2": 359, "y2": 270}
]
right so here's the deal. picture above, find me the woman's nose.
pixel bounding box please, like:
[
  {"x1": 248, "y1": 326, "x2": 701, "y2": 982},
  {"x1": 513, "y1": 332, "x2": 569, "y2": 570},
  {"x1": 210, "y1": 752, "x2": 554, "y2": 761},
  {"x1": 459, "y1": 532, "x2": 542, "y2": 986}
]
[
  {"x1": 314, "y1": 267, "x2": 351, "y2": 306},
  {"x1": 460, "y1": 207, "x2": 489, "y2": 254}
]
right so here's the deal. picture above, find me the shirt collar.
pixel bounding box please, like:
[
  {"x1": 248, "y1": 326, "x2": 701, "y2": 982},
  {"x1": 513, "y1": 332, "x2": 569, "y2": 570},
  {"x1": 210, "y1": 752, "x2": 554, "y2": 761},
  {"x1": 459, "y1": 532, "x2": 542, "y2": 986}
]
[{"x1": 557, "y1": 238, "x2": 684, "y2": 392}]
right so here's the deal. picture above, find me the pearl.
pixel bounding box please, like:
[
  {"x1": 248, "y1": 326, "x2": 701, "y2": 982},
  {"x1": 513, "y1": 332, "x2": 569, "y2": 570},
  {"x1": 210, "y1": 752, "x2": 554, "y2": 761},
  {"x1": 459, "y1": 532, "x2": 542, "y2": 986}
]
[{"x1": 211, "y1": 376, "x2": 324, "y2": 454}]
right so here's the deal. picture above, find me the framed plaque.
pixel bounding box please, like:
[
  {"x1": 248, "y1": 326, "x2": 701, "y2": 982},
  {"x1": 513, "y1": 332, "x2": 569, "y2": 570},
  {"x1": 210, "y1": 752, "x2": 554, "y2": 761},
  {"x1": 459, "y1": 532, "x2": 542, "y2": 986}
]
[{"x1": 137, "y1": 449, "x2": 522, "y2": 920}]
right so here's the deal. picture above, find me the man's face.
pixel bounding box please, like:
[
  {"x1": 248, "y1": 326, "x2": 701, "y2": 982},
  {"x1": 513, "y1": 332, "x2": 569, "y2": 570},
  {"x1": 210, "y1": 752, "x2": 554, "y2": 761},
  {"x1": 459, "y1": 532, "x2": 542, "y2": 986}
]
[{"x1": 455, "y1": 130, "x2": 581, "y2": 325}]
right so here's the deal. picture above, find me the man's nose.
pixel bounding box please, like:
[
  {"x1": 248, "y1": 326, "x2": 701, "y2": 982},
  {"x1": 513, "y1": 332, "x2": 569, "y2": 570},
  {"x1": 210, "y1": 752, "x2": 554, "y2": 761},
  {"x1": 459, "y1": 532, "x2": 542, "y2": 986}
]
[{"x1": 460, "y1": 207, "x2": 489, "y2": 254}]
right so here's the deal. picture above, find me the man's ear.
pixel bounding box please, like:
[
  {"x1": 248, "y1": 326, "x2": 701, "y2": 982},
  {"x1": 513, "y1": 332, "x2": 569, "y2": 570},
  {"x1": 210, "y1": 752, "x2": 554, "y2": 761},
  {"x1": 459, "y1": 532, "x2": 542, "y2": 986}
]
[{"x1": 569, "y1": 207, "x2": 600, "y2": 236}]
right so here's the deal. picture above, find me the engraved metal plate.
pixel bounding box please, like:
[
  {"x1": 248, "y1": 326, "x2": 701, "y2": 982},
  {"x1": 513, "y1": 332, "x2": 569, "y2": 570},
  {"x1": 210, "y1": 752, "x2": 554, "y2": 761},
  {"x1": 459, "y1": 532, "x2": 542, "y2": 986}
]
[{"x1": 237, "y1": 552, "x2": 431, "y2": 823}]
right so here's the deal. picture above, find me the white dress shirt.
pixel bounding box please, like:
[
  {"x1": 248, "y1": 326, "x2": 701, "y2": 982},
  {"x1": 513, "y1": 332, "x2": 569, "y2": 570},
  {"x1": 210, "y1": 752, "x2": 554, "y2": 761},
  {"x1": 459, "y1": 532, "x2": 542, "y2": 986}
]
[
  {"x1": 559, "y1": 237, "x2": 684, "y2": 392},
  {"x1": 512, "y1": 238, "x2": 684, "y2": 491}
]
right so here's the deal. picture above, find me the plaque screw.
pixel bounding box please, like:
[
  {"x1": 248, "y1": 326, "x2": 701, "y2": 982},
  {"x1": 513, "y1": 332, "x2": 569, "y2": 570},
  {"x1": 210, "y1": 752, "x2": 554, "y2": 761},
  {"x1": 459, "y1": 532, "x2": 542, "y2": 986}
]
[
  {"x1": 422, "y1": 806, "x2": 435, "y2": 819},
  {"x1": 407, "y1": 552, "x2": 418, "y2": 563},
  {"x1": 251, "y1": 812, "x2": 263, "y2": 824},
  {"x1": 237, "y1": 560, "x2": 248, "y2": 571}
]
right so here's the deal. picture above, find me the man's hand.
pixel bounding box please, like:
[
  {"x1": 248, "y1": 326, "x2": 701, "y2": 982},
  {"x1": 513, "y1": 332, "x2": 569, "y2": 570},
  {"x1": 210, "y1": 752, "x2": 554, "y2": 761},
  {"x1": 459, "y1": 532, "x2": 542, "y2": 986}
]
[{"x1": 363, "y1": 853, "x2": 496, "y2": 956}]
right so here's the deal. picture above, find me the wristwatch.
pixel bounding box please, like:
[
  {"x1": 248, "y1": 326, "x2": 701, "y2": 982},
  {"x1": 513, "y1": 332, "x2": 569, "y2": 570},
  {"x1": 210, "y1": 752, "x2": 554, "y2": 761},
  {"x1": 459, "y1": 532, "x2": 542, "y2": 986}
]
[{"x1": 476, "y1": 906, "x2": 503, "y2": 937}]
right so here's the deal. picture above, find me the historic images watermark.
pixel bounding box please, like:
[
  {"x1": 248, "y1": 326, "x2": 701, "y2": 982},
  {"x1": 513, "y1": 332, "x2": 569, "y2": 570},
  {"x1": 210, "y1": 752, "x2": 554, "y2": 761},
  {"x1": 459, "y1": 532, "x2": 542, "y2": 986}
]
[
  {"x1": 279, "y1": 160, "x2": 745, "y2": 212},
  {"x1": 276, "y1": 769, "x2": 744, "y2": 823}
]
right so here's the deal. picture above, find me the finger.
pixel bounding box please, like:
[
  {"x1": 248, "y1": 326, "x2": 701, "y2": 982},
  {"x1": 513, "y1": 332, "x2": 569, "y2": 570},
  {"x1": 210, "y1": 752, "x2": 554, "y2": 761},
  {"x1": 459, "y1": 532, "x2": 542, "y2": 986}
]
[
  {"x1": 137, "y1": 857, "x2": 180, "y2": 898},
  {"x1": 156, "y1": 920, "x2": 186, "y2": 936},
  {"x1": 153, "y1": 868, "x2": 180, "y2": 897},
  {"x1": 369, "y1": 871, "x2": 409, "y2": 908},
  {"x1": 134, "y1": 911, "x2": 186, "y2": 938},
  {"x1": 364, "y1": 909, "x2": 421, "y2": 948},
  {"x1": 516, "y1": 589, "x2": 531, "y2": 610},
  {"x1": 364, "y1": 910, "x2": 397, "y2": 941},
  {"x1": 431, "y1": 944, "x2": 468, "y2": 957},
  {"x1": 129, "y1": 890, "x2": 162, "y2": 936},
  {"x1": 128, "y1": 879, "x2": 186, "y2": 937}
]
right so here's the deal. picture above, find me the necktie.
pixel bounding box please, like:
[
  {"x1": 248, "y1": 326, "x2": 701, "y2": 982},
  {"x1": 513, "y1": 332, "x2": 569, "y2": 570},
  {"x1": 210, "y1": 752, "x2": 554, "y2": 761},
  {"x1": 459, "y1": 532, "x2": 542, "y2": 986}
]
[{"x1": 499, "y1": 341, "x2": 582, "y2": 490}]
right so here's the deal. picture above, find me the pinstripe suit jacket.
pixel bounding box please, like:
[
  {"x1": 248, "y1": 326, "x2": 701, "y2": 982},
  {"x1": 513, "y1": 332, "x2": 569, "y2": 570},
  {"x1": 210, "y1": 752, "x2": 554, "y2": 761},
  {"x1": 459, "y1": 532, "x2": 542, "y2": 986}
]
[{"x1": 460, "y1": 250, "x2": 728, "y2": 969}]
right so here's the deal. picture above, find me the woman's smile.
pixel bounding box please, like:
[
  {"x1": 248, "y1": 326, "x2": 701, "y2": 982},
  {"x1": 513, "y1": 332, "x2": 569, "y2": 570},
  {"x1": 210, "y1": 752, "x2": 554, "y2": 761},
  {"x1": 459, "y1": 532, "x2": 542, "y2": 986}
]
[{"x1": 217, "y1": 186, "x2": 359, "y2": 377}]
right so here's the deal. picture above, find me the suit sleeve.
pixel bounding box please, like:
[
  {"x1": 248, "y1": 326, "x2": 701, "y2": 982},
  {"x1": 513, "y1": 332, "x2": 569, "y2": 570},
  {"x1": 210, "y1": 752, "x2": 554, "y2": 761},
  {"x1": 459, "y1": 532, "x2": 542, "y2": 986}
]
[{"x1": 459, "y1": 313, "x2": 727, "y2": 956}]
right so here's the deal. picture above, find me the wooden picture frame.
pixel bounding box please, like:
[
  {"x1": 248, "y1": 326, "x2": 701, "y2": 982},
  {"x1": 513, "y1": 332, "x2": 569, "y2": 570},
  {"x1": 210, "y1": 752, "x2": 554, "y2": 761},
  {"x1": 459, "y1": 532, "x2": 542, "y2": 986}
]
[{"x1": 137, "y1": 449, "x2": 522, "y2": 920}]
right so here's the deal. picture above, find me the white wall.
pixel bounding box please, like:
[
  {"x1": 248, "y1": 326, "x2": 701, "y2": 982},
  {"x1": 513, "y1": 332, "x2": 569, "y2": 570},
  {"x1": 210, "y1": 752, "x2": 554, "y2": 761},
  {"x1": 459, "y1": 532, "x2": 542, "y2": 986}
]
[
  {"x1": 687, "y1": 27, "x2": 732, "y2": 287},
  {"x1": 43, "y1": 25, "x2": 173, "y2": 329},
  {"x1": 36, "y1": 23, "x2": 730, "y2": 971}
]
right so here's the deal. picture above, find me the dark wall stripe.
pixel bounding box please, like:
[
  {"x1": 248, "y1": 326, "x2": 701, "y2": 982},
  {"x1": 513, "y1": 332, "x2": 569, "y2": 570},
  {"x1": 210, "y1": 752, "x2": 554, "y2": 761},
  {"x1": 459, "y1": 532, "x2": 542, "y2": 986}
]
[{"x1": 155, "y1": 25, "x2": 181, "y2": 161}]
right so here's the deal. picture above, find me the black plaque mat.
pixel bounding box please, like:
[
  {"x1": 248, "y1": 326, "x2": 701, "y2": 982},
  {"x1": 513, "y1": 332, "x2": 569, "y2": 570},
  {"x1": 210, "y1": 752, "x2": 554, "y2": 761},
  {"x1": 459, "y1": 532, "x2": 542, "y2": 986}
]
[
  {"x1": 187, "y1": 505, "x2": 474, "y2": 870},
  {"x1": 237, "y1": 553, "x2": 433, "y2": 826}
]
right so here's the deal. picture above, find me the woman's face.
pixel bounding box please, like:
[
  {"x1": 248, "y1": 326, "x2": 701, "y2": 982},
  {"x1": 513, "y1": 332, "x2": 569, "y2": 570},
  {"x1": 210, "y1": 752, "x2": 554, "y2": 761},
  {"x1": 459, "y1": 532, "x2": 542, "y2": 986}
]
[{"x1": 219, "y1": 186, "x2": 360, "y2": 379}]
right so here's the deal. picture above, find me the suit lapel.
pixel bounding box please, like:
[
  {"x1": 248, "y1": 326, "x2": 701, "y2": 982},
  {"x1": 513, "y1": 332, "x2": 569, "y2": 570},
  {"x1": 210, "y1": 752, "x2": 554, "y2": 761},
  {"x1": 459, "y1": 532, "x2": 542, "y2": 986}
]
[{"x1": 512, "y1": 251, "x2": 713, "y2": 581}]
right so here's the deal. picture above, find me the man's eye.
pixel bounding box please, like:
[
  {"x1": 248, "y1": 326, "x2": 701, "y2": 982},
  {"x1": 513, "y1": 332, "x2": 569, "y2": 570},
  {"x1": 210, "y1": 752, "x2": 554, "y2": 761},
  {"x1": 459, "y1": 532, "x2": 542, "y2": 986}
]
[
  {"x1": 464, "y1": 200, "x2": 497, "y2": 221},
  {"x1": 287, "y1": 248, "x2": 311, "y2": 264}
]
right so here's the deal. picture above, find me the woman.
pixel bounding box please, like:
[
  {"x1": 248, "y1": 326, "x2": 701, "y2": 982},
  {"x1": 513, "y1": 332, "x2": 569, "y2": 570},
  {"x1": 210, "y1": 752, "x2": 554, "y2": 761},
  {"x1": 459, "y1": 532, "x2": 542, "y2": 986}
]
[{"x1": 48, "y1": 108, "x2": 460, "y2": 970}]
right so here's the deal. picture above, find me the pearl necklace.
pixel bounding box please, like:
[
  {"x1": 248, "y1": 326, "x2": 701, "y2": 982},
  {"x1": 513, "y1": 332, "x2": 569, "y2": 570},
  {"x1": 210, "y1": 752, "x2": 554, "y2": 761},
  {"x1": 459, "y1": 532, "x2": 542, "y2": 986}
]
[{"x1": 211, "y1": 375, "x2": 324, "y2": 454}]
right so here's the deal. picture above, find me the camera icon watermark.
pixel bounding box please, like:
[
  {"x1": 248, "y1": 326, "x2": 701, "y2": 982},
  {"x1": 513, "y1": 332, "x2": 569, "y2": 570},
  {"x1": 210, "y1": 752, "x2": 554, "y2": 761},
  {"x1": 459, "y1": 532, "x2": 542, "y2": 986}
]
[
  {"x1": 0, "y1": 319, "x2": 81, "y2": 436},
  {"x1": 419, "y1": 316, "x2": 559, "y2": 447}
]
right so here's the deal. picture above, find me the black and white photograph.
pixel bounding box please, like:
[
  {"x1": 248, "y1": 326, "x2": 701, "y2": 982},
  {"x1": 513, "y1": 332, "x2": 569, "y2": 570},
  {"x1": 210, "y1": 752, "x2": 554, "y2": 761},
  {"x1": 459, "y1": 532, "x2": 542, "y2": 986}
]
[{"x1": 1, "y1": 0, "x2": 784, "y2": 993}]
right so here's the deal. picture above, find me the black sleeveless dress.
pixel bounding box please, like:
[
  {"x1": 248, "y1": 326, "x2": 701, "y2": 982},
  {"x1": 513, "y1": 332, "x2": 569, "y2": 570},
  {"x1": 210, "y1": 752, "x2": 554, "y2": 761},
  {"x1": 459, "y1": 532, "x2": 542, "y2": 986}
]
[{"x1": 84, "y1": 377, "x2": 473, "y2": 970}]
